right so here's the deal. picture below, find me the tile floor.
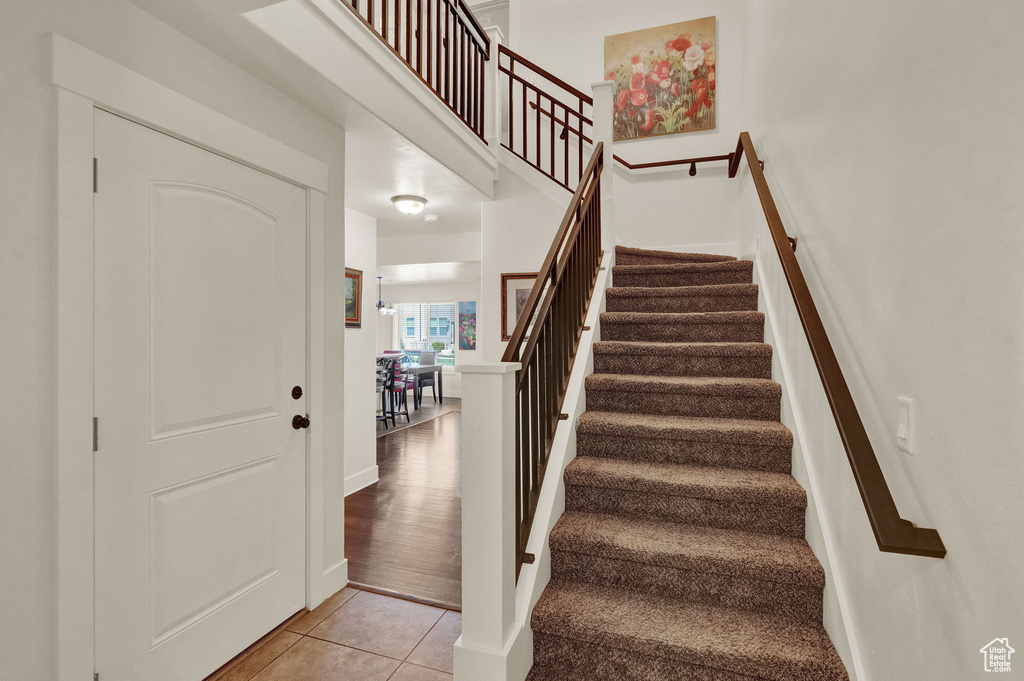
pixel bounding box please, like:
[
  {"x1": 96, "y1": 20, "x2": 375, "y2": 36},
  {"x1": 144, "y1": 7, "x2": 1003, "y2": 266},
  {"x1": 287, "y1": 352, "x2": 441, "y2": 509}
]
[{"x1": 210, "y1": 587, "x2": 459, "y2": 681}]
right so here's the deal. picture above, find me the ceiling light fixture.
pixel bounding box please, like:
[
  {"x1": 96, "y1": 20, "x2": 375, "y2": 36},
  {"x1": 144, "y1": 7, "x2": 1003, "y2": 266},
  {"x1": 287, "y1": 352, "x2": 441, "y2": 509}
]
[
  {"x1": 423, "y1": 214, "x2": 440, "y2": 223},
  {"x1": 391, "y1": 195, "x2": 427, "y2": 215},
  {"x1": 376, "y1": 276, "x2": 395, "y2": 316}
]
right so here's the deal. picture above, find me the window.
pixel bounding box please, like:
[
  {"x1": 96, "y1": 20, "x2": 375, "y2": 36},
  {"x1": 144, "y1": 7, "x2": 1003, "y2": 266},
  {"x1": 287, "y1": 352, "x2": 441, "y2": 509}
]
[{"x1": 396, "y1": 302, "x2": 456, "y2": 357}]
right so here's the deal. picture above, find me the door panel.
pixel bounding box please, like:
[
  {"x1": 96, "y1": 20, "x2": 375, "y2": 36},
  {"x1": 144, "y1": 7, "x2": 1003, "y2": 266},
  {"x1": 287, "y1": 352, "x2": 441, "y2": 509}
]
[{"x1": 94, "y1": 110, "x2": 307, "y2": 681}]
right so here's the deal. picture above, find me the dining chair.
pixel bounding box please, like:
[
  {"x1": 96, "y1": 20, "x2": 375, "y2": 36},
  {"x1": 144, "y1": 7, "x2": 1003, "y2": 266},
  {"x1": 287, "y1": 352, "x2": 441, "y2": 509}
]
[
  {"x1": 387, "y1": 362, "x2": 412, "y2": 424},
  {"x1": 416, "y1": 351, "x2": 437, "y2": 403},
  {"x1": 376, "y1": 357, "x2": 396, "y2": 428}
]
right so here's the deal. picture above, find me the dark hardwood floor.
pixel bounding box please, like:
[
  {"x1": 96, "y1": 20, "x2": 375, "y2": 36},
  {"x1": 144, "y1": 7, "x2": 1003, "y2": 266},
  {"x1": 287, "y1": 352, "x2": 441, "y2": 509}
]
[
  {"x1": 376, "y1": 390, "x2": 461, "y2": 437},
  {"x1": 349, "y1": 401, "x2": 463, "y2": 609}
]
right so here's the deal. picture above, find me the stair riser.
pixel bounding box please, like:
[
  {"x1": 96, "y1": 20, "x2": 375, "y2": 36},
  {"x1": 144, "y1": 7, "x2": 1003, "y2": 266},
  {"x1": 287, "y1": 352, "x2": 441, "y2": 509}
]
[
  {"x1": 550, "y1": 552, "x2": 823, "y2": 624},
  {"x1": 576, "y1": 433, "x2": 792, "y2": 473},
  {"x1": 564, "y1": 485, "x2": 806, "y2": 537},
  {"x1": 532, "y1": 631, "x2": 842, "y2": 681},
  {"x1": 613, "y1": 270, "x2": 752, "y2": 287},
  {"x1": 615, "y1": 253, "x2": 735, "y2": 266},
  {"x1": 600, "y1": 322, "x2": 764, "y2": 343},
  {"x1": 594, "y1": 353, "x2": 772, "y2": 379},
  {"x1": 586, "y1": 391, "x2": 781, "y2": 421},
  {"x1": 606, "y1": 293, "x2": 758, "y2": 314}
]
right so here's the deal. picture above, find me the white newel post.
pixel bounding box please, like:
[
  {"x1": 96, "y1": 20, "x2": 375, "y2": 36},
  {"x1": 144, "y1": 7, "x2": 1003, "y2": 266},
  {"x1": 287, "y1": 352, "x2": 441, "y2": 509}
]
[
  {"x1": 454, "y1": 362, "x2": 522, "y2": 680},
  {"x1": 484, "y1": 26, "x2": 505, "y2": 147},
  {"x1": 591, "y1": 80, "x2": 616, "y2": 256}
]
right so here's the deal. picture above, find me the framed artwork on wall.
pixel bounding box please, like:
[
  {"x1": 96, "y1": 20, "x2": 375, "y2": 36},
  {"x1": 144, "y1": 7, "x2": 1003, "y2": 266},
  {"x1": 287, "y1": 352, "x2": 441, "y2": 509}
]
[
  {"x1": 605, "y1": 15, "x2": 717, "y2": 141},
  {"x1": 458, "y1": 301, "x2": 477, "y2": 350},
  {"x1": 501, "y1": 272, "x2": 539, "y2": 342},
  {"x1": 345, "y1": 268, "x2": 362, "y2": 328}
]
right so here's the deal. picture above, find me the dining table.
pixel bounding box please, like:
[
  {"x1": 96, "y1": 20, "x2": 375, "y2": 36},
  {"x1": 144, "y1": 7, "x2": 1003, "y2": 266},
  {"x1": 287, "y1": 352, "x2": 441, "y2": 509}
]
[{"x1": 376, "y1": 354, "x2": 443, "y2": 410}]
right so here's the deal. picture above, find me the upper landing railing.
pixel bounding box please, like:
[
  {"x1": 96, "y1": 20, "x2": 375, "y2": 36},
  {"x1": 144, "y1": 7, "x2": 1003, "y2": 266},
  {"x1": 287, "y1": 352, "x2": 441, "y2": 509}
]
[{"x1": 343, "y1": 0, "x2": 489, "y2": 140}]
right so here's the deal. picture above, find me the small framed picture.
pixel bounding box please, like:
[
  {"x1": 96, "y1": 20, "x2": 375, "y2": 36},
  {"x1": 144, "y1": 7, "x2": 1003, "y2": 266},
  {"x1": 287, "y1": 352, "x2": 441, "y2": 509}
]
[
  {"x1": 345, "y1": 268, "x2": 362, "y2": 328},
  {"x1": 501, "y1": 272, "x2": 539, "y2": 341}
]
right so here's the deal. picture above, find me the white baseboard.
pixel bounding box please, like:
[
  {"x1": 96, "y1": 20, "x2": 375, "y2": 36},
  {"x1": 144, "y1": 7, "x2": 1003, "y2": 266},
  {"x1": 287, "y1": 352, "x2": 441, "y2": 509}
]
[
  {"x1": 344, "y1": 465, "x2": 379, "y2": 496},
  {"x1": 323, "y1": 557, "x2": 349, "y2": 598}
]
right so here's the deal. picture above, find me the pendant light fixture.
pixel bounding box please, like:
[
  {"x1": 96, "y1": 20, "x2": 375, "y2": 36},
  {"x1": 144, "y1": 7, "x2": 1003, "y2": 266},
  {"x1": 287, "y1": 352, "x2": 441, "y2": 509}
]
[{"x1": 376, "y1": 276, "x2": 395, "y2": 316}]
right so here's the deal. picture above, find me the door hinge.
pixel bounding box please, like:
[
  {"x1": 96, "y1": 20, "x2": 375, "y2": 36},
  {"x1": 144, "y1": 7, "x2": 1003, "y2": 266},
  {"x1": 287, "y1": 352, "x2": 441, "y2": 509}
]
[
  {"x1": 93, "y1": 158, "x2": 98, "y2": 193},
  {"x1": 94, "y1": 673, "x2": 100, "y2": 681},
  {"x1": 93, "y1": 417, "x2": 98, "y2": 452}
]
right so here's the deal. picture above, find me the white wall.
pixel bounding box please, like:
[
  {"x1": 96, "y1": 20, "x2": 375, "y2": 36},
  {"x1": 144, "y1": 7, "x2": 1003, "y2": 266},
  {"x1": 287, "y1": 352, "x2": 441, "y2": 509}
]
[
  {"x1": 344, "y1": 209, "x2": 379, "y2": 494},
  {"x1": 481, "y1": 166, "x2": 567, "y2": 362},
  {"x1": 0, "y1": 3, "x2": 348, "y2": 678},
  {"x1": 377, "y1": 230, "x2": 482, "y2": 266},
  {"x1": 380, "y1": 280, "x2": 483, "y2": 397},
  {"x1": 737, "y1": 0, "x2": 1024, "y2": 678},
  {"x1": 510, "y1": 0, "x2": 747, "y2": 251}
]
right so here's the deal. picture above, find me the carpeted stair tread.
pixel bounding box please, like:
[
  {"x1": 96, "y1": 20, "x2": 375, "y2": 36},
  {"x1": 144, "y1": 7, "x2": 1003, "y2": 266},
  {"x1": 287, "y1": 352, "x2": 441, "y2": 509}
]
[
  {"x1": 612, "y1": 261, "x2": 752, "y2": 276},
  {"x1": 613, "y1": 260, "x2": 754, "y2": 287},
  {"x1": 531, "y1": 581, "x2": 849, "y2": 681},
  {"x1": 577, "y1": 411, "x2": 792, "y2": 447},
  {"x1": 551, "y1": 511, "x2": 824, "y2": 589},
  {"x1": 594, "y1": 341, "x2": 772, "y2": 358},
  {"x1": 564, "y1": 456, "x2": 806, "y2": 507},
  {"x1": 615, "y1": 245, "x2": 737, "y2": 265},
  {"x1": 601, "y1": 310, "x2": 764, "y2": 326},
  {"x1": 607, "y1": 283, "x2": 758, "y2": 299},
  {"x1": 586, "y1": 373, "x2": 780, "y2": 397}
]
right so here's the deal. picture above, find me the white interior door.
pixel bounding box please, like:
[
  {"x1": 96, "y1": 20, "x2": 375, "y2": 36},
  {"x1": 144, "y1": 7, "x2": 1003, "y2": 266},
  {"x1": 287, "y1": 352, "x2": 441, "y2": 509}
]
[{"x1": 94, "y1": 109, "x2": 308, "y2": 681}]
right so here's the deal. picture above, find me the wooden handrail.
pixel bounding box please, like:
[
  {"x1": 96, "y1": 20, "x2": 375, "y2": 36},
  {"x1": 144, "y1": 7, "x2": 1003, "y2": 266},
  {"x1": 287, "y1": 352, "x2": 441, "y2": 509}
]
[
  {"x1": 498, "y1": 45, "x2": 594, "y2": 105},
  {"x1": 499, "y1": 46, "x2": 594, "y2": 192},
  {"x1": 503, "y1": 143, "x2": 603, "y2": 361},
  {"x1": 730, "y1": 132, "x2": 946, "y2": 558},
  {"x1": 502, "y1": 144, "x2": 605, "y2": 579},
  {"x1": 614, "y1": 153, "x2": 732, "y2": 171}
]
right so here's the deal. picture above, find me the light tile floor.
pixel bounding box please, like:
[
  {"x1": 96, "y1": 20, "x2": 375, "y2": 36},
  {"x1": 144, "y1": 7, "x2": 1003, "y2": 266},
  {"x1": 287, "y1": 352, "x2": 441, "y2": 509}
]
[{"x1": 210, "y1": 587, "x2": 459, "y2": 681}]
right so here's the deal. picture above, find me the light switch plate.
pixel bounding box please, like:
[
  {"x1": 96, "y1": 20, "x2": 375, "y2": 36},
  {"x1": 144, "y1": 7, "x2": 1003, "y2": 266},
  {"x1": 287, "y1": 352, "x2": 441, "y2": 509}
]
[{"x1": 897, "y1": 396, "x2": 916, "y2": 454}]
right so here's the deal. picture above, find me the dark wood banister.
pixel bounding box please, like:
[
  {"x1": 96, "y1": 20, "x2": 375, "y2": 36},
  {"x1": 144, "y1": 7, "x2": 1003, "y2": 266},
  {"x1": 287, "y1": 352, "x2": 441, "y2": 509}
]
[
  {"x1": 503, "y1": 143, "x2": 603, "y2": 362},
  {"x1": 497, "y1": 45, "x2": 594, "y2": 106},
  {"x1": 729, "y1": 132, "x2": 946, "y2": 558},
  {"x1": 614, "y1": 153, "x2": 732, "y2": 171}
]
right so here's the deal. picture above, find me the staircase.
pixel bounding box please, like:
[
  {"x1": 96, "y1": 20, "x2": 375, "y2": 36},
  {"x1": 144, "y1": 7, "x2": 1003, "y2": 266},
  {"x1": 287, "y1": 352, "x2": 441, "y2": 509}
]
[{"x1": 527, "y1": 245, "x2": 850, "y2": 681}]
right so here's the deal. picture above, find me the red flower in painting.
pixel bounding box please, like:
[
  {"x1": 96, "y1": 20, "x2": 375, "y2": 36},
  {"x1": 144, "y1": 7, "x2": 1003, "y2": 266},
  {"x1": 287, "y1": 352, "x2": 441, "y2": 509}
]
[
  {"x1": 630, "y1": 54, "x2": 642, "y2": 65},
  {"x1": 690, "y1": 77, "x2": 708, "y2": 93},
  {"x1": 630, "y1": 88, "x2": 649, "y2": 107},
  {"x1": 670, "y1": 81, "x2": 680, "y2": 96},
  {"x1": 639, "y1": 107, "x2": 655, "y2": 131},
  {"x1": 616, "y1": 90, "x2": 629, "y2": 112},
  {"x1": 651, "y1": 59, "x2": 671, "y2": 81},
  {"x1": 665, "y1": 35, "x2": 692, "y2": 53},
  {"x1": 629, "y1": 72, "x2": 645, "y2": 91}
]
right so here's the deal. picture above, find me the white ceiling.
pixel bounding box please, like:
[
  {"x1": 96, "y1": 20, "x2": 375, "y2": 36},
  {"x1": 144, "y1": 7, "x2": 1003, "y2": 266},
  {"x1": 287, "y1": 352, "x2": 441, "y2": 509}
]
[
  {"x1": 345, "y1": 124, "x2": 486, "y2": 238},
  {"x1": 128, "y1": 0, "x2": 488, "y2": 240},
  {"x1": 377, "y1": 261, "x2": 481, "y2": 286}
]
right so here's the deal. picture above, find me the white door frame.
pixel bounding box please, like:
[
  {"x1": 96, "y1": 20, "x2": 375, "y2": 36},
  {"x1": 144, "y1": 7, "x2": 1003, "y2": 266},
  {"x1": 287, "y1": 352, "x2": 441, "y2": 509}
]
[{"x1": 53, "y1": 34, "x2": 331, "y2": 681}]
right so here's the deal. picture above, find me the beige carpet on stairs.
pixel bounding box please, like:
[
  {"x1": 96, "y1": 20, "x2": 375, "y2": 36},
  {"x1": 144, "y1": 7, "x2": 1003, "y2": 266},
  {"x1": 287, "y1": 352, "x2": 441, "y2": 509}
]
[{"x1": 526, "y1": 245, "x2": 850, "y2": 681}]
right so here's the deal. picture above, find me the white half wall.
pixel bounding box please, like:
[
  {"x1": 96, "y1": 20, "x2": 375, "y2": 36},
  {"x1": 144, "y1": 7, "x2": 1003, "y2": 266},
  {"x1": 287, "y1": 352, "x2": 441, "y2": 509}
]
[{"x1": 344, "y1": 208, "x2": 379, "y2": 495}]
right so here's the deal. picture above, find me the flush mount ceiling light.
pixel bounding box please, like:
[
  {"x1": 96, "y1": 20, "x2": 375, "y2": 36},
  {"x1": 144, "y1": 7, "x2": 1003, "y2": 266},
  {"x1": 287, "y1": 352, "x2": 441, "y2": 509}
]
[
  {"x1": 391, "y1": 195, "x2": 427, "y2": 215},
  {"x1": 423, "y1": 214, "x2": 440, "y2": 223}
]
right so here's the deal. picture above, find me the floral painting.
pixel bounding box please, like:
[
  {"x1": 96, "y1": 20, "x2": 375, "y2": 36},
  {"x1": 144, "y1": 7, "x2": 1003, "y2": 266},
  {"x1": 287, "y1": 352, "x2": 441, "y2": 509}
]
[
  {"x1": 344, "y1": 267, "x2": 362, "y2": 328},
  {"x1": 458, "y1": 301, "x2": 477, "y2": 350},
  {"x1": 605, "y1": 16, "x2": 716, "y2": 141}
]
